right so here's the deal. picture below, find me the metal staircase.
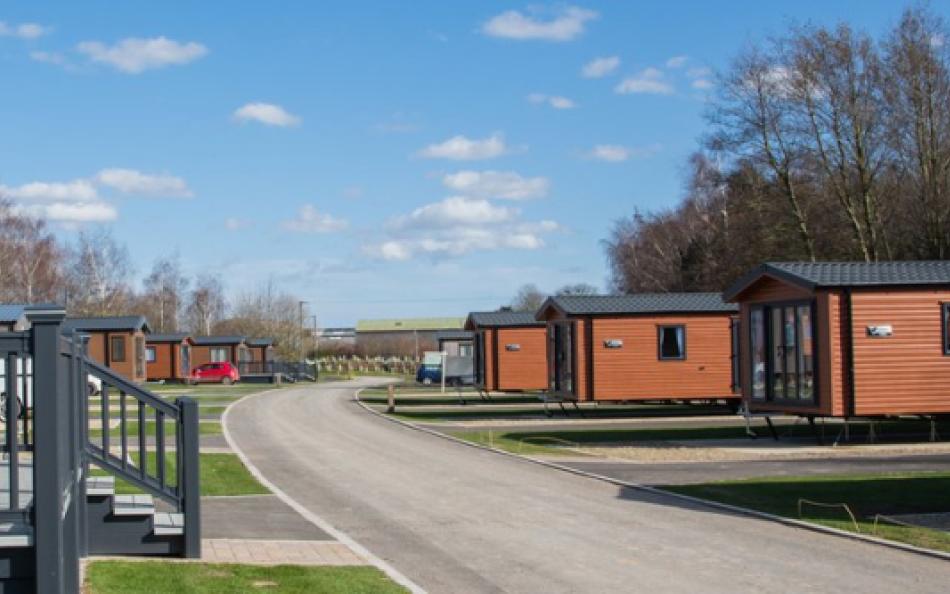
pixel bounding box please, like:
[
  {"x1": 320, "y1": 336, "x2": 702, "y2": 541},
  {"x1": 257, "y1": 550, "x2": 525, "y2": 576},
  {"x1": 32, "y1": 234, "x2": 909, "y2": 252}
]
[{"x1": 0, "y1": 308, "x2": 201, "y2": 593}]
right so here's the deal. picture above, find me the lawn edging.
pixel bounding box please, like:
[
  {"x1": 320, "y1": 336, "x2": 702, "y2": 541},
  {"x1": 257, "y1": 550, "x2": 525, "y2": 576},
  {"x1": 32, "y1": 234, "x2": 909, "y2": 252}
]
[
  {"x1": 221, "y1": 380, "x2": 425, "y2": 594},
  {"x1": 353, "y1": 389, "x2": 950, "y2": 563}
]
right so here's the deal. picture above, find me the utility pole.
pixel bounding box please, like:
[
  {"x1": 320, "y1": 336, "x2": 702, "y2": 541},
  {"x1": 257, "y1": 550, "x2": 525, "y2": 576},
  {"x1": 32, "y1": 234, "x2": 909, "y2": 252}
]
[{"x1": 298, "y1": 301, "x2": 308, "y2": 361}]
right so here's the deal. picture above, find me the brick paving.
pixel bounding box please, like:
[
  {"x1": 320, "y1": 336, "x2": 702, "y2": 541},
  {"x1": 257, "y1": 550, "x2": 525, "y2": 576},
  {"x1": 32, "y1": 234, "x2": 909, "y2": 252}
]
[{"x1": 201, "y1": 539, "x2": 367, "y2": 566}]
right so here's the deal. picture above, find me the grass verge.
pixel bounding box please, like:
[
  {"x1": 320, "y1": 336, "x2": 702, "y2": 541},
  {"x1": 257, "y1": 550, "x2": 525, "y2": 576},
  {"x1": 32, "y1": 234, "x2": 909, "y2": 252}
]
[
  {"x1": 91, "y1": 452, "x2": 268, "y2": 496},
  {"x1": 84, "y1": 561, "x2": 407, "y2": 593},
  {"x1": 90, "y1": 420, "x2": 223, "y2": 439},
  {"x1": 663, "y1": 472, "x2": 950, "y2": 553}
]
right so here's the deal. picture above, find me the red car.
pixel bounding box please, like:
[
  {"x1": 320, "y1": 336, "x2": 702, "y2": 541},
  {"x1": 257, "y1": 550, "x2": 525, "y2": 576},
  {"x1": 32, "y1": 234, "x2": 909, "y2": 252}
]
[{"x1": 189, "y1": 362, "x2": 240, "y2": 385}]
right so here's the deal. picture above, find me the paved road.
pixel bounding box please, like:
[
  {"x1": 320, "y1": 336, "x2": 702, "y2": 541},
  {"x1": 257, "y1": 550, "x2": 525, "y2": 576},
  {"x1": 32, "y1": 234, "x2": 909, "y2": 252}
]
[{"x1": 227, "y1": 379, "x2": 950, "y2": 594}]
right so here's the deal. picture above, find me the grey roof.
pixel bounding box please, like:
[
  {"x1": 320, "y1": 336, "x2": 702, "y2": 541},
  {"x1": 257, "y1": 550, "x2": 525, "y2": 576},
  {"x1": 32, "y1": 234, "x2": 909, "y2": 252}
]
[
  {"x1": 0, "y1": 303, "x2": 63, "y2": 324},
  {"x1": 536, "y1": 293, "x2": 737, "y2": 318},
  {"x1": 724, "y1": 261, "x2": 950, "y2": 301},
  {"x1": 62, "y1": 316, "x2": 151, "y2": 333},
  {"x1": 147, "y1": 333, "x2": 191, "y2": 343},
  {"x1": 246, "y1": 338, "x2": 274, "y2": 347},
  {"x1": 466, "y1": 311, "x2": 545, "y2": 328},
  {"x1": 0, "y1": 304, "x2": 28, "y2": 323},
  {"x1": 192, "y1": 335, "x2": 245, "y2": 346},
  {"x1": 436, "y1": 330, "x2": 474, "y2": 341}
]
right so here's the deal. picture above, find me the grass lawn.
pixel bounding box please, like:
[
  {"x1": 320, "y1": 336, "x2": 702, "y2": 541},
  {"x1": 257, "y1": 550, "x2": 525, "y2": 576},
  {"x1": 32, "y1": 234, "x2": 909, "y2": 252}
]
[
  {"x1": 91, "y1": 452, "x2": 268, "y2": 497},
  {"x1": 452, "y1": 419, "x2": 950, "y2": 454},
  {"x1": 389, "y1": 403, "x2": 737, "y2": 422},
  {"x1": 664, "y1": 472, "x2": 950, "y2": 553},
  {"x1": 85, "y1": 561, "x2": 407, "y2": 593},
  {"x1": 90, "y1": 420, "x2": 223, "y2": 439},
  {"x1": 360, "y1": 394, "x2": 542, "y2": 406},
  {"x1": 197, "y1": 405, "x2": 228, "y2": 416}
]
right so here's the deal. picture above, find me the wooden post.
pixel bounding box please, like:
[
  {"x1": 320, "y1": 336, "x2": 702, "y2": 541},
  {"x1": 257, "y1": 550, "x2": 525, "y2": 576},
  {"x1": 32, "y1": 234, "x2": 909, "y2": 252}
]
[{"x1": 387, "y1": 384, "x2": 395, "y2": 413}]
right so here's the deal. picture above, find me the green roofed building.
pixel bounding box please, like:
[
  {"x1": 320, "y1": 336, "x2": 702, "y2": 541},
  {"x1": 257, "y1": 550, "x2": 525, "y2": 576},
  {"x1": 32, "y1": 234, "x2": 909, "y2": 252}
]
[{"x1": 355, "y1": 317, "x2": 466, "y2": 358}]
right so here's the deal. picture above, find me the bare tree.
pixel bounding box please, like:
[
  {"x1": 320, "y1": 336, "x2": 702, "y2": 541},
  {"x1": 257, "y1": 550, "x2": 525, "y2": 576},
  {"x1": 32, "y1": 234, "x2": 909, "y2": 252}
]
[
  {"x1": 708, "y1": 46, "x2": 817, "y2": 260},
  {"x1": 555, "y1": 283, "x2": 599, "y2": 296},
  {"x1": 884, "y1": 7, "x2": 950, "y2": 258},
  {"x1": 65, "y1": 229, "x2": 132, "y2": 316},
  {"x1": 138, "y1": 254, "x2": 189, "y2": 332},
  {"x1": 0, "y1": 202, "x2": 64, "y2": 303},
  {"x1": 185, "y1": 274, "x2": 227, "y2": 336},
  {"x1": 510, "y1": 284, "x2": 547, "y2": 312}
]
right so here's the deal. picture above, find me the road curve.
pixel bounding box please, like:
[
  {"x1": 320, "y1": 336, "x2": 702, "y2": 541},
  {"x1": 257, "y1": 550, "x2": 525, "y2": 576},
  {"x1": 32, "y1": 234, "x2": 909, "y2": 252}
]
[{"x1": 226, "y1": 379, "x2": 950, "y2": 594}]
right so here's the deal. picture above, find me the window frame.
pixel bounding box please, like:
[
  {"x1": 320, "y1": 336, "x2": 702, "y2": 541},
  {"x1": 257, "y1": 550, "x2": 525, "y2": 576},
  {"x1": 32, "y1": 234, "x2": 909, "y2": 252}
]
[
  {"x1": 942, "y1": 303, "x2": 950, "y2": 355},
  {"x1": 110, "y1": 335, "x2": 126, "y2": 363},
  {"x1": 145, "y1": 346, "x2": 157, "y2": 363},
  {"x1": 749, "y1": 299, "x2": 818, "y2": 406},
  {"x1": 657, "y1": 324, "x2": 687, "y2": 361}
]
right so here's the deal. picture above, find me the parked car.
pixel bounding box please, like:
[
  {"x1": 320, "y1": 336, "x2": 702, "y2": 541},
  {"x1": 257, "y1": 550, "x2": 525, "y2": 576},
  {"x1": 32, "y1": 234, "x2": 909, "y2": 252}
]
[
  {"x1": 415, "y1": 352, "x2": 474, "y2": 387},
  {"x1": 190, "y1": 362, "x2": 240, "y2": 385}
]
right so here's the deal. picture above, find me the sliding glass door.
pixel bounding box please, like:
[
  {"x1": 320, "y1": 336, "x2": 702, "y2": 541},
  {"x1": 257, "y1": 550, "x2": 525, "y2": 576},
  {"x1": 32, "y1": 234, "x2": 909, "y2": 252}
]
[
  {"x1": 749, "y1": 302, "x2": 816, "y2": 403},
  {"x1": 548, "y1": 322, "x2": 574, "y2": 395}
]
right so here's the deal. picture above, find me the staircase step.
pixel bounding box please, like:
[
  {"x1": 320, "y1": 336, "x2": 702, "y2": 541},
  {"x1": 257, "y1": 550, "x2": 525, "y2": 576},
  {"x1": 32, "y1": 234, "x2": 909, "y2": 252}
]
[
  {"x1": 86, "y1": 475, "x2": 115, "y2": 496},
  {"x1": 152, "y1": 512, "x2": 184, "y2": 536},
  {"x1": 111, "y1": 494, "x2": 155, "y2": 517},
  {"x1": 0, "y1": 522, "x2": 32, "y2": 548}
]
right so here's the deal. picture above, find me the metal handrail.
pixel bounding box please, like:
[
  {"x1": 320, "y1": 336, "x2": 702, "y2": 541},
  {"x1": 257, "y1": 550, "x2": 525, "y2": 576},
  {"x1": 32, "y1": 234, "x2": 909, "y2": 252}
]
[{"x1": 83, "y1": 357, "x2": 188, "y2": 507}]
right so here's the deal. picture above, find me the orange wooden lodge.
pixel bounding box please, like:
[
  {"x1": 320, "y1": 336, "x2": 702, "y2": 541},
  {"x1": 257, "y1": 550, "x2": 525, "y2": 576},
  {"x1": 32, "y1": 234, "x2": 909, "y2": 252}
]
[
  {"x1": 534, "y1": 294, "x2": 740, "y2": 404},
  {"x1": 190, "y1": 336, "x2": 249, "y2": 367},
  {"x1": 725, "y1": 261, "x2": 950, "y2": 419},
  {"x1": 145, "y1": 333, "x2": 195, "y2": 382},
  {"x1": 465, "y1": 311, "x2": 548, "y2": 392},
  {"x1": 62, "y1": 316, "x2": 151, "y2": 383}
]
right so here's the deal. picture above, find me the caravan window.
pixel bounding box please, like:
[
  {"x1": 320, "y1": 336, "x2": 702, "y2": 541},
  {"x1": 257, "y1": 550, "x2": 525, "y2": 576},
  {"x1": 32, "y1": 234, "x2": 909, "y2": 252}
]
[{"x1": 658, "y1": 325, "x2": 686, "y2": 360}]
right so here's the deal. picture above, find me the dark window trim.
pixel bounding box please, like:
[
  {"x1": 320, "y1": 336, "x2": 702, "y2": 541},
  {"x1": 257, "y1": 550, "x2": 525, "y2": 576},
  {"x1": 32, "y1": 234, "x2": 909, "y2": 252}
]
[
  {"x1": 145, "y1": 346, "x2": 157, "y2": 363},
  {"x1": 110, "y1": 335, "x2": 127, "y2": 362},
  {"x1": 657, "y1": 324, "x2": 687, "y2": 361},
  {"x1": 942, "y1": 302, "x2": 950, "y2": 355},
  {"x1": 749, "y1": 299, "x2": 819, "y2": 406}
]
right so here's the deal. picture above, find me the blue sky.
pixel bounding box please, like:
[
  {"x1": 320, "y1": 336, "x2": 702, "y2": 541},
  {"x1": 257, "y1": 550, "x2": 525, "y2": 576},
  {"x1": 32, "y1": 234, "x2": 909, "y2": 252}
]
[{"x1": 0, "y1": 1, "x2": 943, "y2": 326}]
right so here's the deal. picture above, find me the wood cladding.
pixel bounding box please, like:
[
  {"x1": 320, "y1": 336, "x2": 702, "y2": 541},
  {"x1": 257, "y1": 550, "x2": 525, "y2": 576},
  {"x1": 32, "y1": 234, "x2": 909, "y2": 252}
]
[
  {"x1": 589, "y1": 315, "x2": 735, "y2": 400},
  {"x1": 495, "y1": 327, "x2": 547, "y2": 391}
]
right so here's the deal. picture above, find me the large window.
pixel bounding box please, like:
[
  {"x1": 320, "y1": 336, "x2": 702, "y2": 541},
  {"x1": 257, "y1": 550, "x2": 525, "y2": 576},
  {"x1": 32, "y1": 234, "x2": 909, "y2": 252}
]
[
  {"x1": 210, "y1": 347, "x2": 229, "y2": 363},
  {"x1": 110, "y1": 336, "x2": 126, "y2": 362},
  {"x1": 146, "y1": 346, "x2": 157, "y2": 363},
  {"x1": 749, "y1": 302, "x2": 816, "y2": 403},
  {"x1": 658, "y1": 325, "x2": 686, "y2": 360}
]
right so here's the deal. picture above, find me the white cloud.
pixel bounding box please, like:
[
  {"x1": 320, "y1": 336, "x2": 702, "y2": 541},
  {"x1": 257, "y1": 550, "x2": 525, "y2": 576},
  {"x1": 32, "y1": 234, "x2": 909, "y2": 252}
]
[
  {"x1": 30, "y1": 50, "x2": 67, "y2": 65},
  {"x1": 366, "y1": 196, "x2": 559, "y2": 260},
  {"x1": 0, "y1": 21, "x2": 48, "y2": 39},
  {"x1": 582, "y1": 55, "x2": 620, "y2": 78},
  {"x1": 692, "y1": 79, "x2": 713, "y2": 90},
  {"x1": 224, "y1": 217, "x2": 249, "y2": 231},
  {"x1": 77, "y1": 36, "x2": 207, "y2": 73},
  {"x1": 418, "y1": 133, "x2": 508, "y2": 160},
  {"x1": 442, "y1": 170, "x2": 549, "y2": 200},
  {"x1": 233, "y1": 102, "x2": 301, "y2": 127},
  {"x1": 587, "y1": 143, "x2": 661, "y2": 162},
  {"x1": 527, "y1": 93, "x2": 576, "y2": 109},
  {"x1": 390, "y1": 197, "x2": 516, "y2": 229},
  {"x1": 482, "y1": 6, "x2": 598, "y2": 42},
  {"x1": 283, "y1": 205, "x2": 348, "y2": 233},
  {"x1": 931, "y1": 34, "x2": 945, "y2": 48},
  {"x1": 666, "y1": 55, "x2": 688, "y2": 69},
  {"x1": 687, "y1": 66, "x2": 712, "y2": 79},
  {"x1": 96, "y1": 168, "x2": 192, "y2": 197},
  {"x1": 0, "y1": 179, "x2": 98, "y2": 202},
  {"x1": 41, "y1": 202, "x2": 118, "y2": 223},
  {"x1": 615, "y1": 67, "x2": 674, "y2": 95}
]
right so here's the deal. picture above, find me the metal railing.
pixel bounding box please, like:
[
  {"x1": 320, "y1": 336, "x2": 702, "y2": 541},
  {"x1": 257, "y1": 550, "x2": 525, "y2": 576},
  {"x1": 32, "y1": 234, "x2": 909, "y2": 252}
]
[
  {"x1": 0, "y1": 311, "x2": 200, "y2": 593},
  {"x1": 82, "y1": 356, "x2": 201, "y2": 556},
  {"x1": 0, "y1": 332, "x2": 34, "y2": 526},
  {"x1": 238, "y1": 360, "x2": 317, "y2": 381}
]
